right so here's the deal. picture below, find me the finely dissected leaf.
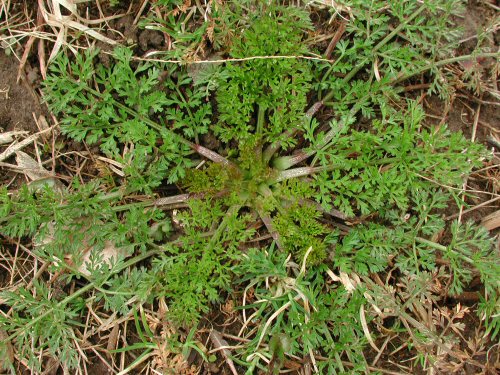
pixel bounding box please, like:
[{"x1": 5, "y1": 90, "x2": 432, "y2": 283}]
[
  {"x1": 43, "y1": 47, "x2": 198, "y2": 189},
  {"x1": 0, "y1": 280, "x2": 85, "y2": 372},
  {"x1": 215, "y1": 4, "x2": 312, "y2": 145},
  {"x1": 0, "y1": 329, "x2": 14, "y2": 371},
  {"x1": 2, "y1": 0, "x2": 498, "y2": 373}
]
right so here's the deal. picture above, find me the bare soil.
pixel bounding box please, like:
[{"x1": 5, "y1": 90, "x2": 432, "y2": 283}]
[{"x1": 0, "y1": 53, "x2": 43, "y2": 134}]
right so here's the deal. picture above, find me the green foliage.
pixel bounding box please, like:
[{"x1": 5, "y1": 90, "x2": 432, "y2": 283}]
[
  {"x1": 335, "y1": 223, "x2": 404, "y2": 275},
  {"x1": 316, "y1": 0, "x2": 466, "y2": 100},
  {"x1": 0, "y1": 180, "x2": 162, "y2": 273},
  {"x1": 2, "y1": 0, "x2": 499, "y2": 373},
  {"x1": 138, "y1": 199, "x2": 255, "y2": 324},
  {"x1": 215, "y1": 4, "x2": 312, "y2": 145},
  {"x1": 444, "y1": 221, "x2": 499, "y2": 296},
  {"x1": 163, "y1": 66, "x2": 213, "y2": 142},
  {"x1": 310, "y1": 101, "x2": 486, "y2": 217},
  {"x1": 274, "y1": 202, "x2": 328, "y2": 264},
  {"x1": 43, "y1": 47, "x2": 198, "y2": 188},
  {"x1": 0, "y1": 281, "x2": 85, "y2": 372},
  {"x1": 138, "y1": 0, "x2": 207, "y2": 60},
  {"x1": 184, "y1": 162, "x2": 234, "y2": 194},
  {"x1": 233, "y1": 250, "x2": 369, "y2": 373}
]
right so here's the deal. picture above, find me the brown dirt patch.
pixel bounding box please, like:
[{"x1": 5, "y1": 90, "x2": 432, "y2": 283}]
[{"x1": 0, "y1": 51, "x2": 43, "y2": 134}]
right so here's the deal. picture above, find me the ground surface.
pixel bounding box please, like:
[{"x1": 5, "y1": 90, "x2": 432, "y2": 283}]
[
  {"x1": 0, "y1": 0, "x2": 499, "y2": 374},
  {"x1": 0, "y1": 53, "x2": 41, "y2": 134}
]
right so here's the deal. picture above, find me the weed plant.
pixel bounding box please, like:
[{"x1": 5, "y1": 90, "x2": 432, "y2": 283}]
[{"x1": 0, "y1": 0, "x2": 499, "y2": 373}]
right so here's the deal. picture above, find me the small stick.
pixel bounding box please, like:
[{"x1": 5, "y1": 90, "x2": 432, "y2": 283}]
[
  {"x1": 325, "y1": 21, "x2": 346, "y2": 59},
  {"x1": 209, "y1": 330, "x2": 238, "y2": 375},
  {"x1": 403, "y1": 83, "x2": 431, "y2": 92},
  {"x1": 17, "y1": 34, "x2": 36, "y2": 83},
  {"x1": 458, "y1": 102, "x2": 481, "y2": 224},
  {"x1": 445, "y1": 196, "x2": 500, "y2": 220},
  {"x1": 133, "y1": 0, "x2": 149, "y2": 25},
  {"x1": 37, "y1": 5, "x2": 47, "y2": 79}
]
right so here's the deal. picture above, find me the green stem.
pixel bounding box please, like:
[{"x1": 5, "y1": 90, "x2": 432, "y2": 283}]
[
  {"x1": 96, "y1": 190, "x2": 124, "y2": 202},
  {"x1": 262, "y1": 129, "x2": 294, "y2": 165},
  {"x1": 173, "y1": 84, "x2": 199, "y2": 144},
  {"x1": 306, "y1": 50, "x2": 496, "y2": 167},
  {"x1": 256, "y1": 105, "x2": 266, "y2": 159},
  {"x1": 263, "y1": 3, "x2": 428, "y2": 163},
  {"x1": 262, "y1": 100, "x2": 324, "y2": 164},
  {"x1": 415, "y1": 236, "x2": 447, "y2": 252},
  {"x1": 392, "y1": 51, "x2": 500, "y2": 85},
  {"x1": 0, "y1": 189, "x2": 216, "y2": 227},
  {"x1": 273, "y1": 120, "x2": 346, "y2": 170},
  {"x1": 5, "y1": 248, "x2": 161, "y2": 343},
  {"x1": 414, "y1": 236, "x2": 475, "y2": 264},
  {"x1": 256, "y1": 105, "x2": 266, "y2": 139},
  {"x1": 78, "y1": 81, "x2": 234, "y2": 166},
  {"x1": 0, "y1": 189, "x2": 126, "y2": 226},
  {"x1": 207, "y1": 204, "x2": 242, "y2": 250},
  {"x1": 273, "y1": 98, "x2": 366, "y2": 170},
  {"x1": 320, "y1": 51, "x2": 346, "y2": 84},
  {"x1": 322, "y1": 3, "x2": 428, "y2": 103},
  {"x1": 272, "y1": 151, "x2": 309, "y2": 171}
]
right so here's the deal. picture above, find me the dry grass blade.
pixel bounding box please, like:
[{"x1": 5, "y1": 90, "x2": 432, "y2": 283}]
[
  {"x1": 360, "y1": 304, "x2": 380, "y2": 353},
  {"x1": 254, "y1": 298, "x2": 294, "y2": 350},
  {"x1": 97, "y1": 156, "x2": 125, "y2": 177},
  {"x1": 38, "y1": 0, "x2": 119, "y2": 62},
  {"x1": 0, "y1": 134, "x2": 38, "y2": 162},
  {"x1": 326, "y1": 268, "x2": 358, "y2": 293},
  {"x1": 0, "y1": 125, "x2": 55, "y2": 163},
  {"x1": 37, "y1": 7, "x2": 48, "y2": 80},
  {"x1": 0, "y1": 0, "x2": 9, "y2": 19},
  {"x1": 106, "y1": 323, "x2": 121, "y2": 354},
  {"x1": 446, "y1": 196, "x2": 500, "y2": 220}
]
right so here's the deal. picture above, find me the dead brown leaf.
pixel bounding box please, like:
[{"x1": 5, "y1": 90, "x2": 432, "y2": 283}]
[
  {"x1": 0, "y1": 130, "x2": 29, "y2": 145},
  {"x1": 15, "y1": 150, "x2": 52, "y2": 180},
  {"x1": 35, "y1": 221, "x2": 131, "y2": 277},
  {"x1": 481, "y1": 210, "x2": 500, "y2": 231}
]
